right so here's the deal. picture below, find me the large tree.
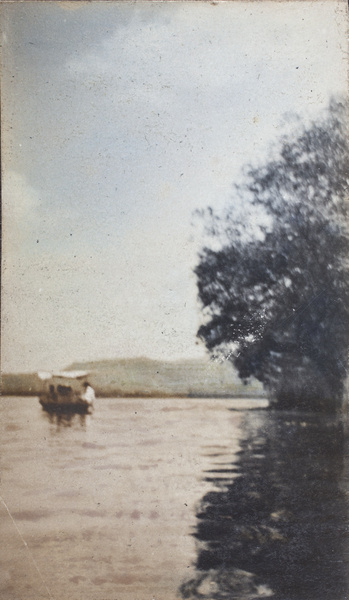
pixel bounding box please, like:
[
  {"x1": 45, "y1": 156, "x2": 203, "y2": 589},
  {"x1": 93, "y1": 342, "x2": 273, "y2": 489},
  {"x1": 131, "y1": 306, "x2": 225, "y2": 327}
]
[{"x1": 195, "y1": 99, "x2": 349, "y2": 411}]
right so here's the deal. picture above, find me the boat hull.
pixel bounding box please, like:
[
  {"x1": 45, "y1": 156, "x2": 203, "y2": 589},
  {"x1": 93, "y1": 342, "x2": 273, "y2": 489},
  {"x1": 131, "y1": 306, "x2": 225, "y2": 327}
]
[{"x1": 39, "y1": 396, "x2": 93, "y2": 414}]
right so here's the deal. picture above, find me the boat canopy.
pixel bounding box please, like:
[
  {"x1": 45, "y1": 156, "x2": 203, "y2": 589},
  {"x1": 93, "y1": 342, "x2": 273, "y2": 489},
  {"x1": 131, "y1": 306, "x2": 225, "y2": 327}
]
[{"x1": 38, "y1": 371, "x2": 89, "y2": 381}]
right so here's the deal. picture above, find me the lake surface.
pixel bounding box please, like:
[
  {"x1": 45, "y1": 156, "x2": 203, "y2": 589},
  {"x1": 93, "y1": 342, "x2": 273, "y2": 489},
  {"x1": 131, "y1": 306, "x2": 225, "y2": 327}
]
[{"x1": 1, "y1": 396, "x2": 348, "y2": 600}]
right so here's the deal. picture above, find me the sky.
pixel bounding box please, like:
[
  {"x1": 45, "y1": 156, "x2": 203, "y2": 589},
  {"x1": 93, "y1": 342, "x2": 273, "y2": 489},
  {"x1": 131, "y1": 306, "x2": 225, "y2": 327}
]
[{"x1": 1, "y1": 0, "x2": 348, "y2": 373}]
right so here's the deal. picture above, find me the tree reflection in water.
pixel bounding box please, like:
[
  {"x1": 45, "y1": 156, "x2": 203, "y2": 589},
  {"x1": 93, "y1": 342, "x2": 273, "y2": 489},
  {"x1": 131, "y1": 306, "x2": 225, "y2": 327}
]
[{"x1": 180, "y1": 410, "x2": 348, "y2": 600}]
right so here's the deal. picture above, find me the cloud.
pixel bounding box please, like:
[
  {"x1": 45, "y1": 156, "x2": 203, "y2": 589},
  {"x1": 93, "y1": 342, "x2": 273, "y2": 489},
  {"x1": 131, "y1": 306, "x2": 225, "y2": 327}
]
[
  {"x1": 67, "y1": 2, "x2": 346, "y2": 112},
  {"x1": 62, "y1": 1, "x2": 347, "y2": 202}
]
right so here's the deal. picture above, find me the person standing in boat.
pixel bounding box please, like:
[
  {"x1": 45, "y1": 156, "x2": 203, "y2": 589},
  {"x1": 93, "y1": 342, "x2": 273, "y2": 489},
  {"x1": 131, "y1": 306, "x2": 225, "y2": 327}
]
[{"x1": 82, "y1": 381, "x2": 95, "y2": 404}]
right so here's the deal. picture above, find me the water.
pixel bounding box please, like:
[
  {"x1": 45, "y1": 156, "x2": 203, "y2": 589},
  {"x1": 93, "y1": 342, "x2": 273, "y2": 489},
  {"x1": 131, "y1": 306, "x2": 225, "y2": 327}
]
[{"x1": 1, "y1": 396, "x2": 348, "y2": 600}]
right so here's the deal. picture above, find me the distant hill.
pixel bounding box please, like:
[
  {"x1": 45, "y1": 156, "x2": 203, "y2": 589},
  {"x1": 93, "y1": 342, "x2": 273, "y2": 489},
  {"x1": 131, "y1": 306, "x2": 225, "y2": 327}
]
[
  {"x1": 66, "y1": 357, "x2": 264, "y2": 398},
  {"x1": 1, "y1": 357, "x2": 264, "y2": 398}
]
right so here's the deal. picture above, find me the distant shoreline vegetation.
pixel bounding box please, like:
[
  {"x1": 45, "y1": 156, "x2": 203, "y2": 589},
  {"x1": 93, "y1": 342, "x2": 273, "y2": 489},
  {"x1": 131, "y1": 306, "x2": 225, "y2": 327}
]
[{"x1": 1, "y1": 357, "x2": 264, "y2": 399}]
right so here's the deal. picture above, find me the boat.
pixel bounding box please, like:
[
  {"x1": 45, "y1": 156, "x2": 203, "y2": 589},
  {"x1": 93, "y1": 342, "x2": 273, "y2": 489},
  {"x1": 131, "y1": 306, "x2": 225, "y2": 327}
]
[{"x1": 38, "y1": 371, "x2": 95, "y2": 414}]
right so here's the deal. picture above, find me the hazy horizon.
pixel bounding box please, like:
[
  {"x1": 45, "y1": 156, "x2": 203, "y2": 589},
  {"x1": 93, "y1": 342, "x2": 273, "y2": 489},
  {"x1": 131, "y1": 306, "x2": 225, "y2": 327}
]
[
  {"x1": 2, "y1": 1, "x2": 347, "y2": 373},
  {"x1": 3, "y1": 354, "x2": 233, "y2": 376}
]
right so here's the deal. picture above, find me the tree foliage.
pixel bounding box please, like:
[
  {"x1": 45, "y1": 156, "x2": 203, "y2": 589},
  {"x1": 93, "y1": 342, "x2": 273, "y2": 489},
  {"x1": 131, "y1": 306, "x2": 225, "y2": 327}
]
[{"x1": 195, "y1": 99, "x2": 349, "y2": 411}]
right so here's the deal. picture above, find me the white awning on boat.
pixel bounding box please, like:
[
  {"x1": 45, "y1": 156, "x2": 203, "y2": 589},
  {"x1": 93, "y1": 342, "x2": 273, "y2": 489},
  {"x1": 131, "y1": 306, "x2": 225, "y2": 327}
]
[
  {"x1": 38, "y1": 371, "x2": 89, "y2": 380},
  {"x1": 37, "y1": 371, "x2": 52, "y2": 380}
]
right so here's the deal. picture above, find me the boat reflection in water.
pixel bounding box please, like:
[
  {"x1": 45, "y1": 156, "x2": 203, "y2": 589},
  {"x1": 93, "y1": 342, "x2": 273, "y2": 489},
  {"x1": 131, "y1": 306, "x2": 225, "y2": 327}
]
[
  {"x1": 41, "y1": 407, "x2": 89, "y2": 429},
  {"x1": 180, "y1": 409, "x2": 349, "y2": 600}
]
